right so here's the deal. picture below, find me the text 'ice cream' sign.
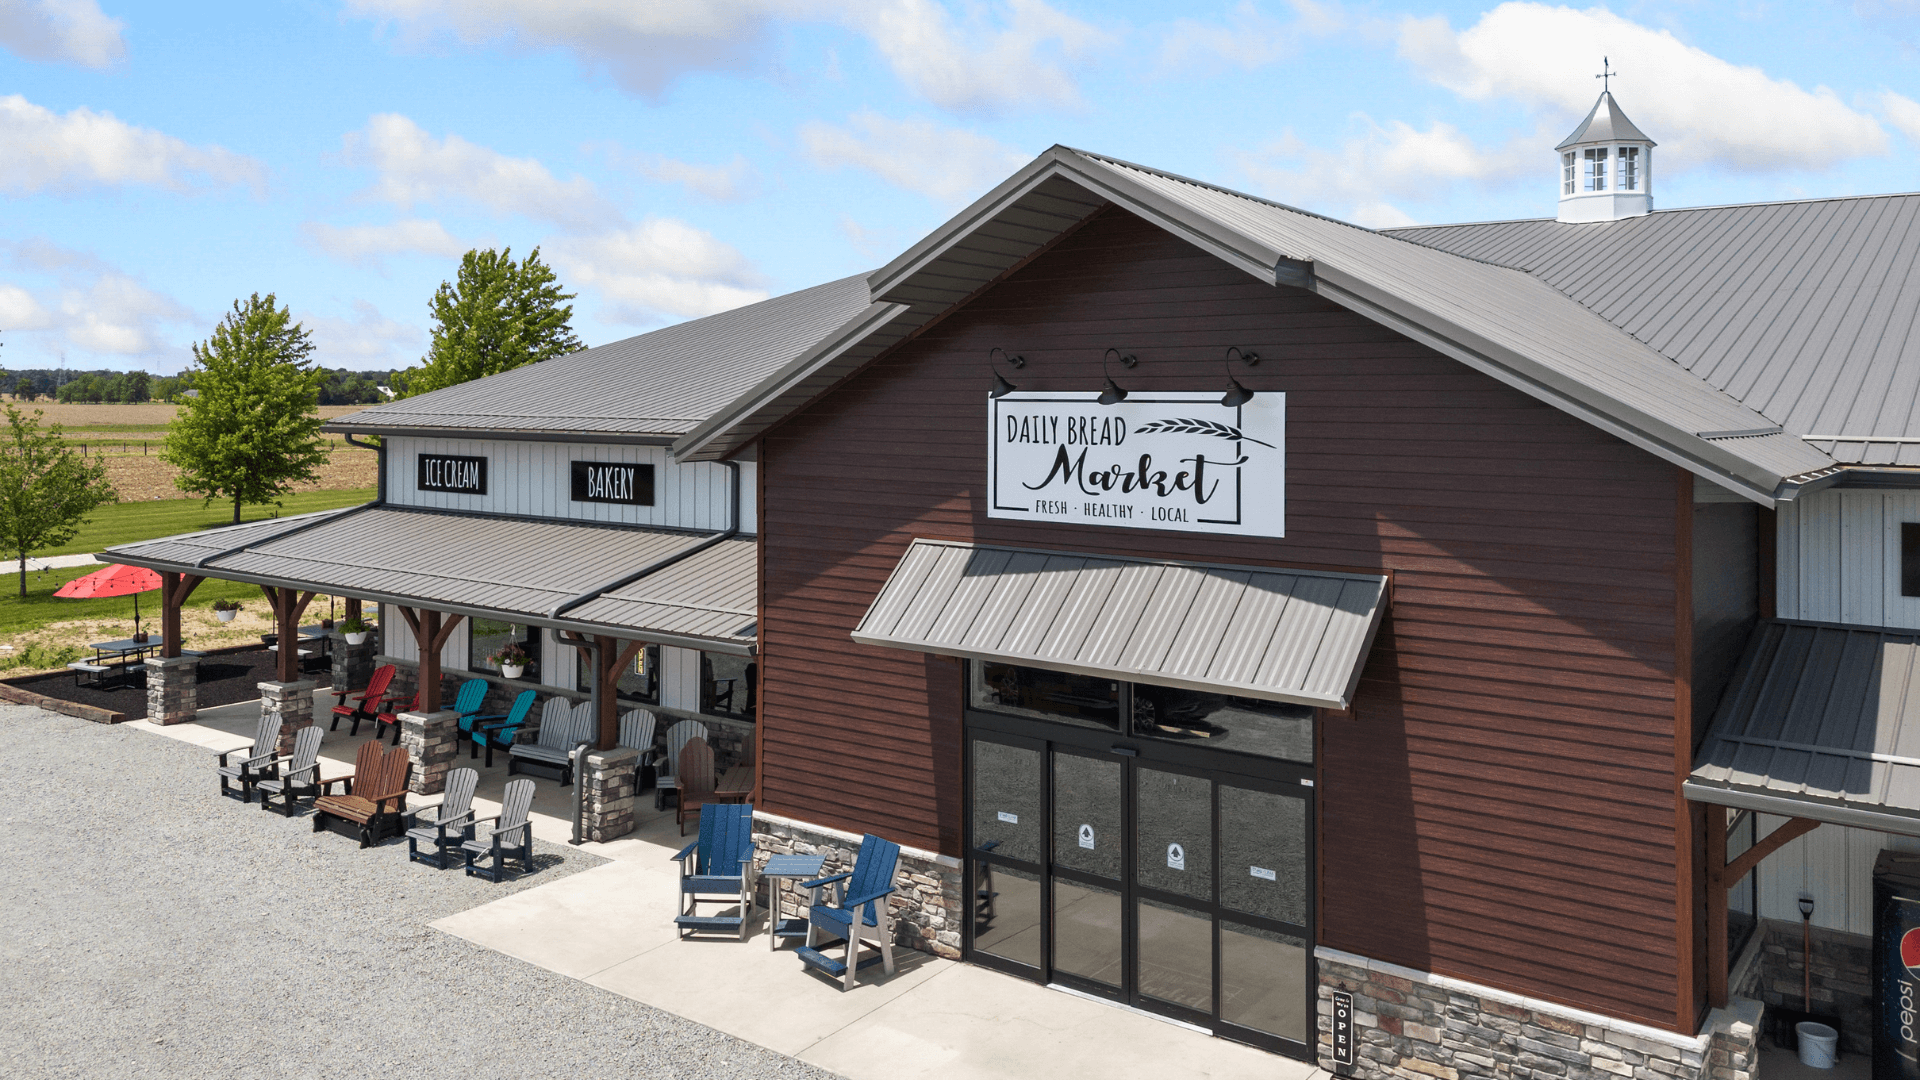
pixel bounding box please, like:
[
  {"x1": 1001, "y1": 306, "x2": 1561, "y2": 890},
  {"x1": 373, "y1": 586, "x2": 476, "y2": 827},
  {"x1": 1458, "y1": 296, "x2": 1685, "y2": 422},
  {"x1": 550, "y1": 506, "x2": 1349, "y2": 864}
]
[{"x1": 988, "y1": 392, "x2": 1284, "y2": 538}]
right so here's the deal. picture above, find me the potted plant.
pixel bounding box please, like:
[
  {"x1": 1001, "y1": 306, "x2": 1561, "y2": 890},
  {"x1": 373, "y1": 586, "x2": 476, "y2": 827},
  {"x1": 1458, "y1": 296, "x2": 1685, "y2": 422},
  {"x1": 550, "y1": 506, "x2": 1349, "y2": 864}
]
[
  {"x1": 340, "y1": 616, "x2": 370, "y2": 646},
  {"x1": 490, "y1": 643, "x2": 529, "y2": 679},
  {"x1": 212, "y1": 599, "x2": 241, "y2": 623}
]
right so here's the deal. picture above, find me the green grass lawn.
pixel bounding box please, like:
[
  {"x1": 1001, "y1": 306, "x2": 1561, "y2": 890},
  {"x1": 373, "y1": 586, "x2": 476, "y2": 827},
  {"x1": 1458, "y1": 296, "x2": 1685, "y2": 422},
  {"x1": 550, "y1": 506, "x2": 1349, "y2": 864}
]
[
  {"x1": 35, "y1": 488, "x2": 375, "y2": 557},
  {"x1": 0, "y1": 564, "x2": 261, "y2": 638}
]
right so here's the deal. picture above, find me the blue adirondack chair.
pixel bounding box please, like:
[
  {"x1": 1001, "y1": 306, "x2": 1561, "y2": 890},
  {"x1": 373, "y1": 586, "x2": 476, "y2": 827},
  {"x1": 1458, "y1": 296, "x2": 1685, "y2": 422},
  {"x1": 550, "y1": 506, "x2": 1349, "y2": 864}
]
[
  {"x1": 451, "y1": 678, "x2": 489, "y2": 749},
  {"x1": 470, "y1": 688, "x2": 536, "y2": 768},
  {"x1": 797, "y1": 833, "x2": 900, "y2": 990},
  {"x1": 671, "y1": 803, "x2": 756, "y2": 941}
]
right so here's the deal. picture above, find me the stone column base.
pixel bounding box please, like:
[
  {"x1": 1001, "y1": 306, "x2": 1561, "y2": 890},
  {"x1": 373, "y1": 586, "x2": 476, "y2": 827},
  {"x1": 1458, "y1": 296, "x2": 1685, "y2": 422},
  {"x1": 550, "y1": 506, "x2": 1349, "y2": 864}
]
[
  {"x1": 259, "y1": 679, "x2": 316, "y2": 755},
  {"x1": 401, "y1": 709, "x2": 459, "y2": 795},
  {"x1": 145, "y1": 655, "x2": 198, "y2": 725},
  {"x1": 332, "y1": 632, "x2": 375, "y2": 693},
  {"x1": 582, "y1": 747, "x2": 640, "y2": 842}
]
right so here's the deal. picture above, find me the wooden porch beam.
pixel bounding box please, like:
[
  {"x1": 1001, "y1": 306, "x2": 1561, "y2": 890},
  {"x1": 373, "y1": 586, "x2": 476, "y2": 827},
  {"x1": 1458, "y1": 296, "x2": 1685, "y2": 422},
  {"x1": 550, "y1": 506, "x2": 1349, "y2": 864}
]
[
  {"x1": 1706, "y1": 815, "x2": 1820, "y2": 1008},
  {"x1": 1725, "y1": 817, "x2": 1819, "y2": 886},
  {"x1": 159, "y1": 572, "x2": 204, "y2": 659}
]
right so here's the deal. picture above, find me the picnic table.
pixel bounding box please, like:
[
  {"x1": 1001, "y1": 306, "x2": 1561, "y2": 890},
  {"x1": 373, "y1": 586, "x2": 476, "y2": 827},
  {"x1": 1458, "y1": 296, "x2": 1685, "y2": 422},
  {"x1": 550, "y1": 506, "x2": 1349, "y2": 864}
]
[{"x1": 71, "y1": 637, "x2": 158, "y2": 688}]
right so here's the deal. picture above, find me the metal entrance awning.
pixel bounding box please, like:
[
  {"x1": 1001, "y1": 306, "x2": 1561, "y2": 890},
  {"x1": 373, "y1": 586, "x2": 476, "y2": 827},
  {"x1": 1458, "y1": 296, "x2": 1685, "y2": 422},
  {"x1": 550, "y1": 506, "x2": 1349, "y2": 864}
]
[
  {"x1": 101, "y1": 505, "x2": 757, "y2": 654},
  {"x1": 852, "y1": 538, "x2": 1388, "y2": 710},
  {"x1": 1687, "y1": 619, "x2": 1920, "y2": 837}
]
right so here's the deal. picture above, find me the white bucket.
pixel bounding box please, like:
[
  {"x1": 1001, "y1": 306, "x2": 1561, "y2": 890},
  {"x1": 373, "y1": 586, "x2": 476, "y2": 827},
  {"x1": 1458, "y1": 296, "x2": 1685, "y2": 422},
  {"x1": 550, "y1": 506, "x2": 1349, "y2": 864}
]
[{"x1": 1797, "y1": 1022, "x2": 1838, "y2": 1069}]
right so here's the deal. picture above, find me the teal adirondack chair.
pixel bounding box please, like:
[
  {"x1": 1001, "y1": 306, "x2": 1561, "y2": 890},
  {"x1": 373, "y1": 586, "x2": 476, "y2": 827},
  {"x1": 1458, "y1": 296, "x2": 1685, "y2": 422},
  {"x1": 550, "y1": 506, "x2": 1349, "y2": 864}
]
[
  {"x1": 451, "y1": 679, "x2": 490, "y2": 749},
  {"x1": 671, "y1": 803, "x2": 756, "y2": 941},
  {"x1": 798, "y1": 833, "x2": 901, "y2": 990},
  {"x1": 469, "y1": 688, "x2": 536, "y2": 768}
]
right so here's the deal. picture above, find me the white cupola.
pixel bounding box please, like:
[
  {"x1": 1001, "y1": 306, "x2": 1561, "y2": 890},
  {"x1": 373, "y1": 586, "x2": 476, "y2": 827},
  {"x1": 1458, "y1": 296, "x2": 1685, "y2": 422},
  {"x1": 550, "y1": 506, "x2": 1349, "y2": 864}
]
[{"x1": 1555, "y1": 90, "x2": 1655, "y2": 223}]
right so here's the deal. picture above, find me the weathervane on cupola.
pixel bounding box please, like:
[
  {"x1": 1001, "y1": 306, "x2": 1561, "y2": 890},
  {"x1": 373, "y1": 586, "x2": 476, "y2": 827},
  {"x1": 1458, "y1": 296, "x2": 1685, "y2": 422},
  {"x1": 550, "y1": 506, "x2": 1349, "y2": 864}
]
[{"x1": 1556, "y1": 57, "x2": 1656, "y2": 223}]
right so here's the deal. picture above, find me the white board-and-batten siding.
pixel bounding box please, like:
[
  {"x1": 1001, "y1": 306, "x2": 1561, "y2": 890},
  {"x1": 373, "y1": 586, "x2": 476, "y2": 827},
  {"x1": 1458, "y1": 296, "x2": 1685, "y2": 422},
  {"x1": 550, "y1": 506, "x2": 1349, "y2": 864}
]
[
  {"x1": 1776, "y1": 487, "x2": 1920, "y2": 629},
  {"x1": 387, "y1": 436, "x2": 757, "y2": 532},
  {"x1": 1752, "y1": 813, "x2": 1920, "y2": 936}
]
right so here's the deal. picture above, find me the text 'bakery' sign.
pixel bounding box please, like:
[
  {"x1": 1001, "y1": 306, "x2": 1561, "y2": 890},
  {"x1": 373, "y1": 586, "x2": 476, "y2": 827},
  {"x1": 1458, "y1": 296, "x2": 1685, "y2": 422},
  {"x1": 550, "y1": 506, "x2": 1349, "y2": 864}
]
[
  {"x1": 988, "y1": 391, "x2": 1284, "y2": 538},
  {"x1": 417, "y1": 453, "x2": 487, "y2": 495},
  {"x1": 571, "y1": 461, "x2": 654, "y2": 506}
]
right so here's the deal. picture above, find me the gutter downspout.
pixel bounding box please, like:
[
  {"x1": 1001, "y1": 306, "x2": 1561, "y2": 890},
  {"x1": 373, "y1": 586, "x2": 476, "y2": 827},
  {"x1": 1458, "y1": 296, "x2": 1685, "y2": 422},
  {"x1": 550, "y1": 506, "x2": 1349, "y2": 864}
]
[
  {"x1": 341, "y1": 432, "x2": 387, "y2": 505},
  {"x1": 547, "y1": 460, "x2": 741, "y2": 621}
]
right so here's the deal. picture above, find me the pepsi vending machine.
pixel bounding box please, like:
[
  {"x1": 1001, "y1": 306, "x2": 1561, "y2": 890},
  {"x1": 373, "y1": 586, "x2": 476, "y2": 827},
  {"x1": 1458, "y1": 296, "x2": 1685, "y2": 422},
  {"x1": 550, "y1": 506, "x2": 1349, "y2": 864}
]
[{"x1": 1874, "y1": 851, "x2": 1920, "y2": 1080}]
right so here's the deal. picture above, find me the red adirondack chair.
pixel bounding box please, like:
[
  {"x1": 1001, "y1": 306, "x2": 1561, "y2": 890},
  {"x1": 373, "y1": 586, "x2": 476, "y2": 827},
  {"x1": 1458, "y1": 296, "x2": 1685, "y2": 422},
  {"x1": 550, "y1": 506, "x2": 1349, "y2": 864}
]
[
  {"x1": 375, "y1": 691, "x2": 421, "y2": 746},
  {"x1": 330, "y1": 664, "x2": 398, "y2": 736}
]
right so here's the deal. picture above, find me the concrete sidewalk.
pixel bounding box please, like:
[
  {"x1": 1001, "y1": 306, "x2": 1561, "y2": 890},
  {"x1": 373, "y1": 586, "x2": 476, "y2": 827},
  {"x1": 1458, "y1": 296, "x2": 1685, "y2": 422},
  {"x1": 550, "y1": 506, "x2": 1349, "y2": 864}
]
[{"x1": 136, "y1": 693, "x2": 1323, "y2": 1080}]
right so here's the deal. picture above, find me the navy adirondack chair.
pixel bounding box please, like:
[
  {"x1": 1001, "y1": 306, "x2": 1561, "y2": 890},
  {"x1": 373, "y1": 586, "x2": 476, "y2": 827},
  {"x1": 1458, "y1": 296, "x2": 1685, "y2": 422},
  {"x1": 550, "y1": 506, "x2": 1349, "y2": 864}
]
[
  {"x1": 469, "y1": 688, "x2": 536, "y2": 767},
  {"x1": 797, "y1": 833, "x2": 900, "y2": 990},
  {"x1": 671, "y1": 803, "x2": 756, "y2": 941},
  {"x1": 451, "y1": 679, "x2": 489, "y2": 749}
]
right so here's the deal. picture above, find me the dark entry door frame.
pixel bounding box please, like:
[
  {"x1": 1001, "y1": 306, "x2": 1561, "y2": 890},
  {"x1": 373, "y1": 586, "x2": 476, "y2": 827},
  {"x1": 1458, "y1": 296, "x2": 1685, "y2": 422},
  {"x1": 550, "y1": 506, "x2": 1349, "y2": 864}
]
[{"x1": 963, "y1": 701, "x2": 1316, "y2": 1058}]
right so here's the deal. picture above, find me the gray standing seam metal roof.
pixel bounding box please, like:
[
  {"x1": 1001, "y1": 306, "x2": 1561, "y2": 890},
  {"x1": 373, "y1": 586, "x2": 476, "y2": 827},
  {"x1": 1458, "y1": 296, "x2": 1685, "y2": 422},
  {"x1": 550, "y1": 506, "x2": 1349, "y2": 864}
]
[
  {"x1": 1556, "y1": 91, "x2": 1656, "y2": 150},
  {"x1": 328, "y1": 274, "x2": 878, "y2": 440},
  {"x1": 101, "y1": 507, "x2": 757, "y2": 651},
  {"x1": 1387, "y1": 193, "x2": 1920, "y2": 466},
  {"x1": 852, "y1": 538, "x2": 1388, "y2": 709},
  {"x1": 1688, "y1": 619, "x2": 1920, "y2": 835}
]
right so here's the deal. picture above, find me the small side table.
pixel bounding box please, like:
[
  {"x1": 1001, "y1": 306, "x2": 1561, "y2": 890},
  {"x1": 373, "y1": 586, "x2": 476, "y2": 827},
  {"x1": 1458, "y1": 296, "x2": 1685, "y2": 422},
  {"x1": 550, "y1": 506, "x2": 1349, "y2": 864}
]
[{"x1": 762, "y1": 853, "x2": 827, "y2": 952}]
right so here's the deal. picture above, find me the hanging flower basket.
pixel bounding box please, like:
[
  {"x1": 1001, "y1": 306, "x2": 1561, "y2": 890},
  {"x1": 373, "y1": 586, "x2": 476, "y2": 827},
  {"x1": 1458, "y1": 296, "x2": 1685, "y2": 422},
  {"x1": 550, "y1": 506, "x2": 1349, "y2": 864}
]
[
  {"x1": 501, "y1": 662, "x2": 526, "y2": 679},
  {"x1": 213, "y1": 599, "x2": 241, "y2": 623}
]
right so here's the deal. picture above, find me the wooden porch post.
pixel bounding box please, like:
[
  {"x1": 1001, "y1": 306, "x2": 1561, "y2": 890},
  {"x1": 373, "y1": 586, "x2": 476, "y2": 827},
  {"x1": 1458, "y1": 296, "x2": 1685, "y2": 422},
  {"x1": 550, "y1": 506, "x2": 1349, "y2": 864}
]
[
  {"x1": 1706, "y1": 814, "x2": 1821, "y2": 1008},
  {"x1": 597, "y1": 635, "x2": 644, "y2": 751},
  {"x1": 159, "y1": 572, "x2": 203, "y2": 659},
  {"x1": 400, "y1": 607, "x2": 465, "y2": 711},
  {"x1": 344, "y1": 597, "x2": 362, "y2": 624},
  {"x1": 260, "y1": 586, "x2": 318, "y2": 682}
]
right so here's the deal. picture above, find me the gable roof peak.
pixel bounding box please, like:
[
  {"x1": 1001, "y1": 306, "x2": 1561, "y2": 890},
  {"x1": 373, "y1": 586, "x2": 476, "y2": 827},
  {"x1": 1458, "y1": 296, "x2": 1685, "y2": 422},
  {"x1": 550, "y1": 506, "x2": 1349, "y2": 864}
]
[{"x1": 1557, "y1": 90, "x2": 1656, "y2": 150}]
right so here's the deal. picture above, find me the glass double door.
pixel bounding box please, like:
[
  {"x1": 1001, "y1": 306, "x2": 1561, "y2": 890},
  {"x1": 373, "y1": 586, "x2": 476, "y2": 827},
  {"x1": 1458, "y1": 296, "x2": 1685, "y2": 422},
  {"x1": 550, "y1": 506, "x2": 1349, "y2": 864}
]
[{"x1": 968, "y1": 729, "x2": 1312, "y2": 1056}]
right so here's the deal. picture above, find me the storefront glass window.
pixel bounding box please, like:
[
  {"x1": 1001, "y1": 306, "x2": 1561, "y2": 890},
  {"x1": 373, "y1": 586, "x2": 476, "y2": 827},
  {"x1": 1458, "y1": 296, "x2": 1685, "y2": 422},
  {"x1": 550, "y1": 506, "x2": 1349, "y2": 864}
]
[
  {"x1": 577, "y1": 643, "x2": 660, "y2": 705},
  {"x1": 470, "y1": 618, "x2": 539, "y2": 678},
  {"x1": 968, "y1": 663, "x2": 1121, "y2": 731},
  {"x1": 701, "y1": 651, "x2": 755, "y2": 720},
  {"x1": 1130, "y1": 684, "x2": 1312, "y2": 764}
]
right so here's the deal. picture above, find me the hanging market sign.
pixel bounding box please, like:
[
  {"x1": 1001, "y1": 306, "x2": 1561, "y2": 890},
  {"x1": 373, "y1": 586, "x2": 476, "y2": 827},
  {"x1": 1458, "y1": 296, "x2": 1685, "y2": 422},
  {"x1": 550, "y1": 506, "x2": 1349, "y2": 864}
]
[
  {"x1": 417, "y1": 453, "x2": 487, "y2": 495},
  {"x1": 571, "y1": 461, "x2": 654, "y2": 506},
  {"x1": 988, "y1": 391, "x2": 1285, "y2": 538}
]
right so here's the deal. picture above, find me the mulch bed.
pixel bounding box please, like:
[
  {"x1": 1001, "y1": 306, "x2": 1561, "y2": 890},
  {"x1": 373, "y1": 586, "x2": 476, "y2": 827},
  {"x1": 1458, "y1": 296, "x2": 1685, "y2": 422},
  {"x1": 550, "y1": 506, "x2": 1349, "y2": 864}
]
[{"x1": 4, "y1": 647, "x2": 331, "y2": 721}]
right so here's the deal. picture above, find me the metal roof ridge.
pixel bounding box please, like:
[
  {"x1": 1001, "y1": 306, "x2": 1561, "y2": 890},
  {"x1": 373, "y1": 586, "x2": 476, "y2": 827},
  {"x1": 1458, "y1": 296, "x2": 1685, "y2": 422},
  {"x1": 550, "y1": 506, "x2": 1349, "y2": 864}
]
[{"x1": 1385, "y1": 190, "x2": 1920, "y2": 241}]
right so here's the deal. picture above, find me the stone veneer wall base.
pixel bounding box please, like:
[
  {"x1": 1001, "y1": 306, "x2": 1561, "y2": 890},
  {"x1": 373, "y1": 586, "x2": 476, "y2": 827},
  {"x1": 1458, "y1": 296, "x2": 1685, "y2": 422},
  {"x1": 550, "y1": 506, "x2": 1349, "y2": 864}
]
[
  {"x1": 1317, "y1": 946, "x2": 1758, "y2": 1080},
  {"x1": 753, "y1": 811, "x2": 964, "y2": 960}
]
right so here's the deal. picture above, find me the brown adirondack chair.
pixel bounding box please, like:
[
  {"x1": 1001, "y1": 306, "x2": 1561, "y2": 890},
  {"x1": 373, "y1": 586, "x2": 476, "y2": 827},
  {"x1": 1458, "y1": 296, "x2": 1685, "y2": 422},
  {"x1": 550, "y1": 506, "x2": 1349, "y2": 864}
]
[
  {"x1": 313, "y1": 742, "x2": 411, "y2": 847},
  {"x1": 675, "y1": 736, "x2": 715, "y2": 836},
  {"x1": 330, "y1": 663, "x2": 398, "y2": 736}
]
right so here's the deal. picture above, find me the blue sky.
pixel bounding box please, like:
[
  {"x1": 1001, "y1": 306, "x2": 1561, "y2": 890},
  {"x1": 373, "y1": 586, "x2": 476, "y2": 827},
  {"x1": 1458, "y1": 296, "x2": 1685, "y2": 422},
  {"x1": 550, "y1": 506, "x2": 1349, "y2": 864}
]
[{"x1": 4, "y1": 0, "x2": 1920, "y2": 375}]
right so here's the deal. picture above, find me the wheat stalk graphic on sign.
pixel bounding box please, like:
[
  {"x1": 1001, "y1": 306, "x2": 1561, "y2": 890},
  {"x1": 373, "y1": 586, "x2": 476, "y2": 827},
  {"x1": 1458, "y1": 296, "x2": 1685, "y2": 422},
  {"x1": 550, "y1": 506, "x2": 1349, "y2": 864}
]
[{"x1": 1131, "y1": 418, "x2": 1275, "y2": 448}]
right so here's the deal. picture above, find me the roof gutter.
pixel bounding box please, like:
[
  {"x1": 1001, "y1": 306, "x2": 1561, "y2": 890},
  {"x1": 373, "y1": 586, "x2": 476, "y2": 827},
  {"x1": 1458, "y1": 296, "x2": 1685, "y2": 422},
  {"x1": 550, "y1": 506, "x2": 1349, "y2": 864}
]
[{"x1": 546, "y1": 459, "x2": 742, "y2": 622}]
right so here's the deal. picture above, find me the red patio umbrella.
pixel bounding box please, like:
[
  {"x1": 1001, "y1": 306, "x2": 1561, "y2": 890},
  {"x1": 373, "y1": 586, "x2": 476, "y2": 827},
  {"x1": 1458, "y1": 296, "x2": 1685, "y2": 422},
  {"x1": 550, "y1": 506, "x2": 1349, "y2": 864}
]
[{"x1": 54, "y1": 563, "x2": 164, "y2": 639}]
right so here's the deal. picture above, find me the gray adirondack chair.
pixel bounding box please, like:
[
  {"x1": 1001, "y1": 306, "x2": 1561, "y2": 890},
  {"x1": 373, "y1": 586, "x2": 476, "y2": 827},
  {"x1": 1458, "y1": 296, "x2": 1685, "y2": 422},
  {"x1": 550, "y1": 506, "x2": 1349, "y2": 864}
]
[
  {"x1": 216, "y1": 715, "x2": 283, "y2": 802},
  {"x1": 405, "y1": 767, "x2": 478, "y2": 868},
  {"x1": 798, "y1": 833, "x2": 902, "y2": 990},
  {"x1": 654, "y1": 718, "x2": 708, "y2": 810},
  {"x1": 508, "y1": 697, "x2": 585, "y2": 783},
  {"x1": 618, "y1": 708, "x2": 657, "y2": 788},
  {"x1": 256, "y1": 725, "x2": 324, "y2": 816},
  {"x1": 463, "y1": 778, "x2": 536, "y2": 881}
]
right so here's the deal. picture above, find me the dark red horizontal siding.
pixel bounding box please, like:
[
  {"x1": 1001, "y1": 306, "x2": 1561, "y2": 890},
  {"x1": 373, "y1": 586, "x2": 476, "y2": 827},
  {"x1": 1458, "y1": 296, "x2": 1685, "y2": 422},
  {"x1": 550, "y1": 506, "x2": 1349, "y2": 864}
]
[{"x1": 757, "y1": 209, "x2": 1681, "y2": 1029}]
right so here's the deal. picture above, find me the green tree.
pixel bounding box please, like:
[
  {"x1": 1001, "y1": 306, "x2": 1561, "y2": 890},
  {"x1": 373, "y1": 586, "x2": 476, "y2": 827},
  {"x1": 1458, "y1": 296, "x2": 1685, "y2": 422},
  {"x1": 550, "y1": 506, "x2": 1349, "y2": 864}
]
[
  {"x1": 0, "y1": 404, "x2": 116, "y2": 597},
  {"x1": 163, "y1": 294, "x2": 329, "y2": 525},
  {"x1": 12, "y1": 377, "x2": 31, "y2": 402},
  {"x1": 405, "y1": 246, "x2": 582, "y2": 396}
]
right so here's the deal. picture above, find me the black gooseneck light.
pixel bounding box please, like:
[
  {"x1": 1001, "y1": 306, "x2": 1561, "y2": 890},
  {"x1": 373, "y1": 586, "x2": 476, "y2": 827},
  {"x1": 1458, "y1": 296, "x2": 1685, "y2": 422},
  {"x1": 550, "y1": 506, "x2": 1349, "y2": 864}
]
[
  {"x1": 1098, "y1": 348, "x2": 1137, "y2": 405},
  {"x1": 1220, "y1": 346, "x2": 1260, "y2": 407},
  {"x1": 988, "y1": 347, "x2": 1025, "y2": 399}
]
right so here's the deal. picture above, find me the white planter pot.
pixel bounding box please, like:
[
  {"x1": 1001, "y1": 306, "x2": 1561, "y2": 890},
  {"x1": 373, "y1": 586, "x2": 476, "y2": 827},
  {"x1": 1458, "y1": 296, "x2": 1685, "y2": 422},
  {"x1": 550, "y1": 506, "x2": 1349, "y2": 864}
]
[
  {"x1": 501, "y1": 664, "x2": 526, "y2": 680},
  {"x1": 344, "y1": 632, "x2": 368, "y2": 645},
  {"x1": 215, "y1": 609, "x2": 237, "y2": 623}
]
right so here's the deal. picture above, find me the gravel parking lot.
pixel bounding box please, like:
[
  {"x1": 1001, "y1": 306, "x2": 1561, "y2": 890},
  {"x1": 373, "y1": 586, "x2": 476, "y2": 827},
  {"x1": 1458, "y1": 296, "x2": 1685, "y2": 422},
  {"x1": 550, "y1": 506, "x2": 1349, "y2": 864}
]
[{"x1": 0, "y1": 705, "x2": 837, "y2": 1080}]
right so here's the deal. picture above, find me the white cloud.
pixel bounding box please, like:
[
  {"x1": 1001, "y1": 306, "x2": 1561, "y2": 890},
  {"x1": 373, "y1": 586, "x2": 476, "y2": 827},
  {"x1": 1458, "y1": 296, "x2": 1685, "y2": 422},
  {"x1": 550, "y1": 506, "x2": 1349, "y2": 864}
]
[
  {"x1": 346, "y1": 0, "x2": 1105, "y2": 113},
  {"x1": 1238, "y1": 120, "x2": 1543, "y2": 228},
  {"x1": 547, "y1": 219, "x2": 768, "y2": 323},
  {"x1": 0, "y1": 0, "x2": 125, "y2": 68},
  {"x1": 1878, "y1": 91, "x2": 1920, "y2": 146},
  {"x1": 0, "y1": 94, "x2": 265, "y2": 196},
  {"x1": 863, "y1": 0, "x2": 1107, "y2": 113},
  {"x1": 0, "y1": 240, "x2": 197, "y2": 365},
  {"x1": 302, "y1": 218, "x2": 471, "y2": 266},
  {"x1": 1398, "y1": 3, "x2": 1887, "y2": 171},
  {"x1": 1158, "y1": 0, "x2": 1341, "y2": 71},
  {"x1": 344, "y1": 113, "x2": 615, "y2": 228},
  {"x1": 802, "y1": 112, "x2": 1027, "y2": 204},
  {"x1": 303, "y1": 300, "x2": 424, "y2": 366}
]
